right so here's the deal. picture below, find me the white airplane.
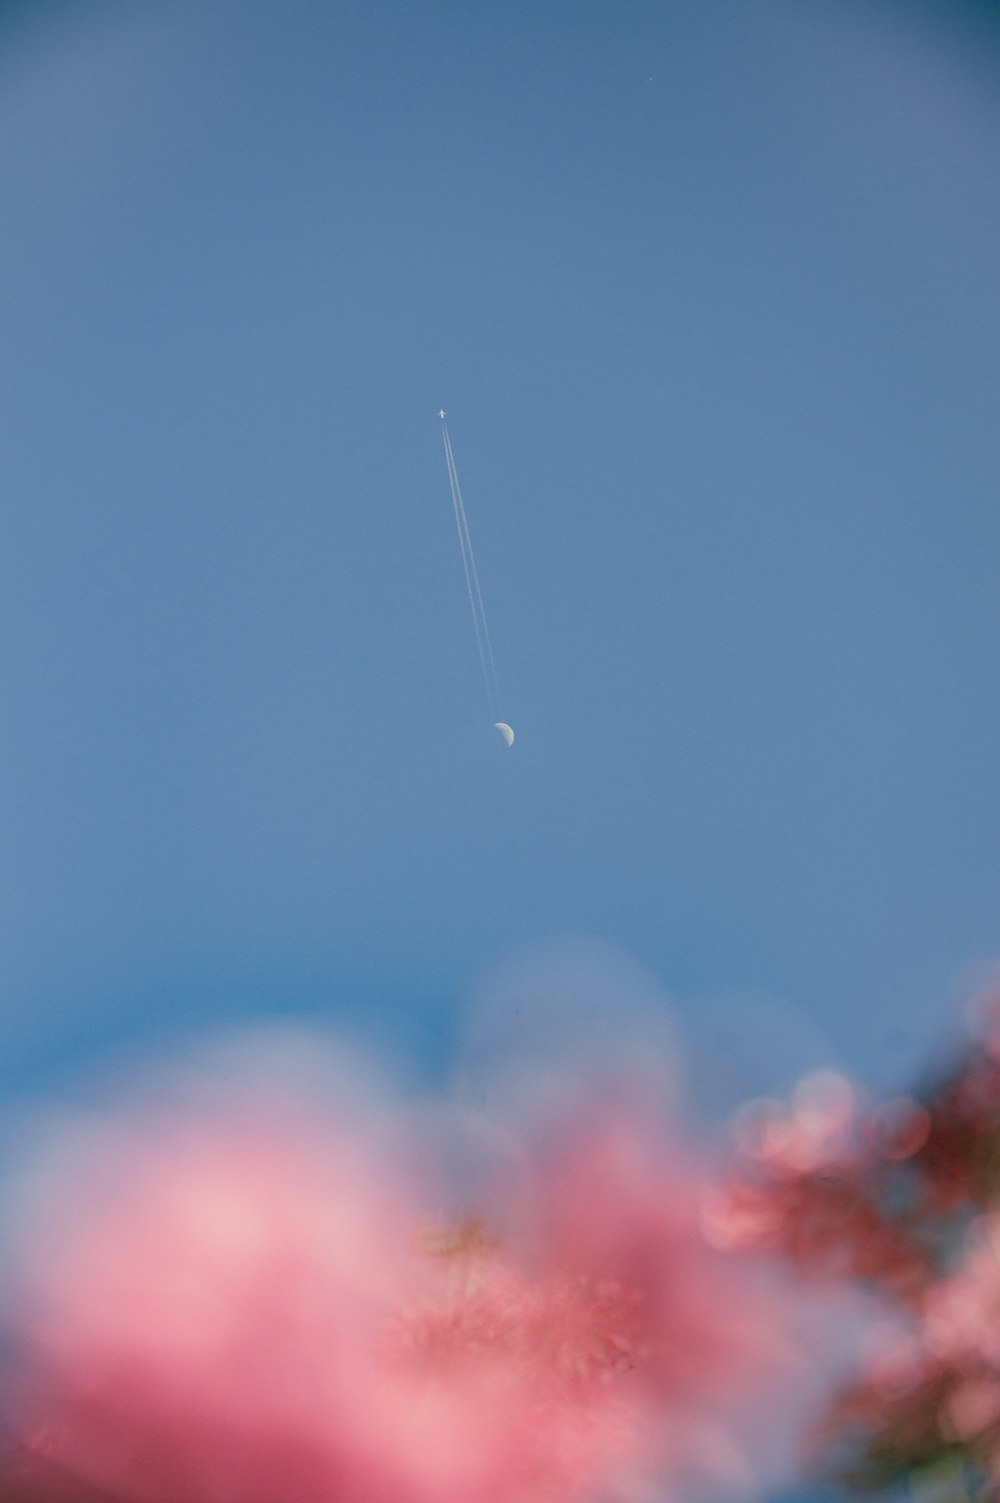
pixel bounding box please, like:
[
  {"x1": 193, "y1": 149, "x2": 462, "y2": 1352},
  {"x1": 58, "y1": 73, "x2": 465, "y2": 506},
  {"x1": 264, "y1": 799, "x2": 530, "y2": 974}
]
[{"x1": 438, "y1": 409, "x2": 446, "y2": 419}]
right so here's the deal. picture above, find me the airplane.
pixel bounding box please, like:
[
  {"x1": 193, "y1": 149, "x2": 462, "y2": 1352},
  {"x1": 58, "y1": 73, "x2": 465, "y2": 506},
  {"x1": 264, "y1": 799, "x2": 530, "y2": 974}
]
[{"x1": 438, "y1": 409, "x2": 446, "y2": 419}]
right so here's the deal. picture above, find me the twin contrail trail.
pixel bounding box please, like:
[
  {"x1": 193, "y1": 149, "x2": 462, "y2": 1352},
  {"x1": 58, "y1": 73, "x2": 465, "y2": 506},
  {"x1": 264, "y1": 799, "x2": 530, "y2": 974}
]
[{"x1": 439, "y1": 412, "x2": 512, "y2": 744}]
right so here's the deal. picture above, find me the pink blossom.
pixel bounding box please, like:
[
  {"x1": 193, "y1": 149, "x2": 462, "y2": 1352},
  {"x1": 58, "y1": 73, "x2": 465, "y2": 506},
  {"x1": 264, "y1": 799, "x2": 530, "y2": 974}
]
[
  {"x1": 946, "y1": 1376, "x2": 1000, "y2": 1442},
  {"x1": 0, "y1": 1055, "x2": 802, "y2": 1503},
  {"x1": 818, "y1": 1217, "x2": 1000, "y2": 1480},
  {"x1": 921, "y1": 1217, "x2": 1000, "y2": 1369},
  {"x1": 4, "y1": 1111, "x2": 430, "y2": 1503},
  {"x1": 489, "y1": 1106, "x2": 804, "y2": 1497},
  {"x1": 714, "y1": 1072, "x2": 933, "y2": 1299}
]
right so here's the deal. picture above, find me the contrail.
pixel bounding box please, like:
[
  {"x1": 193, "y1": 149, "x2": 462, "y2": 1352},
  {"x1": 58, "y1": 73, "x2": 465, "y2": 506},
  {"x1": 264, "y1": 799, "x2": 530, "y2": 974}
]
[{"x1": 440, "y1": 414, "x2": 503, "y2": 724}]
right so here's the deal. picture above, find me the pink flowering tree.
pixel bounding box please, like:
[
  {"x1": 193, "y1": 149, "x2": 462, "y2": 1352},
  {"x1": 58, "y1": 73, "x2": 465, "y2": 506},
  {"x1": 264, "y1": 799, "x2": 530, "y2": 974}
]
[
  {"x1": 0, "y1": 1041, "x2": 802, "y2": 1503},
  {"x1": 714, "y1": 1001, "x2": 1000, "y2": 1501},
  {"x1": 11, "y1": 1002, "x2": 1000, "y2": 1503}
]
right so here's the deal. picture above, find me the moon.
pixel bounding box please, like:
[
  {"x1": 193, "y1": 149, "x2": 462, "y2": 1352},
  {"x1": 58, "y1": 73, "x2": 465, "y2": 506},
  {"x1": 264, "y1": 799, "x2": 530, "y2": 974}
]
[{"x1": 494, "y1": 722, "x2": 515, "y2": 748}]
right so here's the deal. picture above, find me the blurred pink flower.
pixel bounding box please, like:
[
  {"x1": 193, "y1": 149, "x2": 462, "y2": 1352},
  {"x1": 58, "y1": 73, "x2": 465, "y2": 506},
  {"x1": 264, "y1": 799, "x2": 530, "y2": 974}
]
[
  {"x1": 4, "y1": 1111, "x2": 431, "y2": 1503},
  {"x1": 922, "y1": 1217, "x2": 1000, "y2": 1370},
  {"x1": 712, "y1": 1073, "x2": 934, "y2": 1300},
  {"x1": 0, "y1": 1059, "x2": 804, "y2": 1503},
  {"x1": 490, "y1": 1107, "x2": 805, "y2": 1497},
  {"x1": 812, "y1": 1216, "x2": 1000, "y2": 1484}
]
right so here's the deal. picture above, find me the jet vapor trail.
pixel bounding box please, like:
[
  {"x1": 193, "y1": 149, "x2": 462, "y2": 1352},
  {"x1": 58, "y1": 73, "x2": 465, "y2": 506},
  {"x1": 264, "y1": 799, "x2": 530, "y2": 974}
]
[{"x1": 440, "y1": 414, "x2": 503, "y2": 724}]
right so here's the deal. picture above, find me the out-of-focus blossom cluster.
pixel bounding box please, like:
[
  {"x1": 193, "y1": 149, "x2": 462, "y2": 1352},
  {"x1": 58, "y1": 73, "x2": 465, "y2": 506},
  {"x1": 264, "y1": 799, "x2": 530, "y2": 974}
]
[
  {"x1": 0, "y1": 1036, "x2": 801, "y2": 1503},
  {"x1": 12, "y1": 988, "x2": 1000, "y2": 1503},
  {"x1": 713, "y1": 997, "x2": 1000, "y2": 1499},
  {"x1": 704, "y1": 1069, "x2": 935, "y2": 1300}
]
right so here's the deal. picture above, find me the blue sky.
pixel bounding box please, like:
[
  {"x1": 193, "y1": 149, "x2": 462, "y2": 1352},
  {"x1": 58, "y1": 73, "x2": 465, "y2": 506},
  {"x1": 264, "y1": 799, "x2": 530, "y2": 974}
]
[{"x1": 2, "y1": 0, "x2": 1000, "y2": 1128}]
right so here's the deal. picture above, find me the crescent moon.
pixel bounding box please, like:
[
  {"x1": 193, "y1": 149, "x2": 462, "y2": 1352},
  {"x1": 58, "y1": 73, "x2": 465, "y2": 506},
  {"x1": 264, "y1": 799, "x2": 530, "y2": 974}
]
[{"x1": 494, "y1": 722, "x2": 515, "y2": 748}]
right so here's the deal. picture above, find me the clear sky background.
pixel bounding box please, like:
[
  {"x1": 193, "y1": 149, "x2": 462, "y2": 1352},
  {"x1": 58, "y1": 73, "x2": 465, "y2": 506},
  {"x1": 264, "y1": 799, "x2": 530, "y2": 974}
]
[{"x1": 3, "y1": 0, "x2": 1000, "y2": 1132}]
